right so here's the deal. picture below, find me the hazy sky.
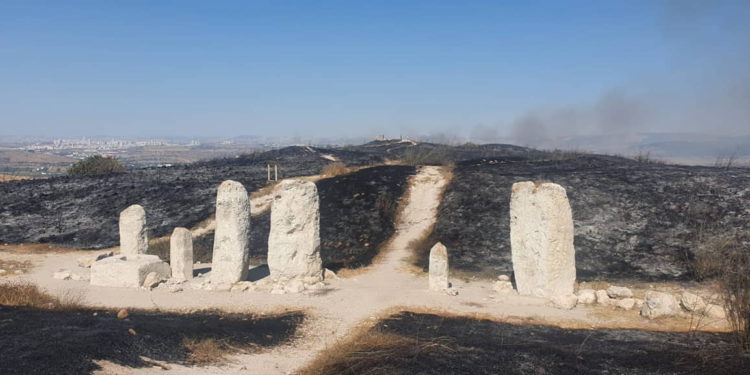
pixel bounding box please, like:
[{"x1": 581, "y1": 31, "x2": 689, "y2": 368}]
[{"x1": 1, "y1": 0, "x2": 748, "y2": 140}]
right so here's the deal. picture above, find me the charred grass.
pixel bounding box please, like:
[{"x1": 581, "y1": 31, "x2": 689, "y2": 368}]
[
  {"x1": 0, "y1": 289, "x2": 304, "y2": 374},
  {"x1": 301, "y1": 311, "x2": 750, "y2": 375}
]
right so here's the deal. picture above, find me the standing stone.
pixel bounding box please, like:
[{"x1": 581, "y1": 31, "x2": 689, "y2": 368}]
[
  {"x1": 119, "y1": 205, "x2": 148, "y2": 256},
  {"x1": 510, "y1": 181, "x2": 576, "y2": 298},
  {"x1": 428, "y1": 242, "x2": 450, "y2": 291},
  {"x1": 170, "y1": 227, "x2": 193, "y2": 281},
  {"x1": 211, "y1": 180, "x2": 251, "y2": 285},
  {"x1": 268, "y1": 180, "x2": 322, "y2": 283}
]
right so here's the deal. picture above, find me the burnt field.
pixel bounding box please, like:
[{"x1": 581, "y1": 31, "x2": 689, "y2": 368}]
[
  {"x1": 305, "y1": 311, "x2": 750, "y2": 375},
  {"x1": 156, "y1": 165, "x2": 416, "y2": 270},
  {"x1": 0, "y1": 306, "x2": 303, "y2": 375},
  {"x1": 422, "y1": 155, "x2": 750, "y2": 281},
  {"x1": 0, "y1": 146, "x2": 381, "y2": 249}
]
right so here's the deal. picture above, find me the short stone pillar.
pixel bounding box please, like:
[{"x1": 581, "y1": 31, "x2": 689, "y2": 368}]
[
  {"x1": 211, "y1": 180, "x2": 251, "y2": 285},
  {"x1": 428, "y1": 242, "x2": 449, "y2": 291},
  {"x1": 510, "y1": 181, "x2": 576, "y2": 298},
  {"x1": 170, "y1": 227, "x2": 193, "y2": 281},
  {"x1": 119, "y1": 204, "x2": 148, "y2": 256},
  {"x1": 268, "y1": 180, "x2": 322, "y2": 283}
]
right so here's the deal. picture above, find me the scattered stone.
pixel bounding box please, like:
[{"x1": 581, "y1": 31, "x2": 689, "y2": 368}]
[
  {"x1": 77, "y1": 251, "x2": 114, "y2": 268},
  {"x1": 268, "y1": 180, "x2": 323, "y2": 284},
  {"x1": 615, "y1": 298, "x2": 636, "y2": 311},
  {"x1": 117, "y1": 309, "x2": 129, "y2": 319},
  {"x1": 53, "y1": 270, "x2": 71, "y2": 280},
  {"x1": 706, "y1": 304, "x2": 726, "y2": 319},
  {"x1": 211, "y1": 180, "x2": 251, "y2": 285},
  {"x1": 493, "y1": 280, "x2": 517, "y2": 295},
  {"x1": 169, "y1": 227, "x2": 193, "y2": 282},
  {"x1": 323, "y1": 268, "x2": 339, "y2": 281},
  {"x1": 119, "y1": 205, "x2": 148, "y2": 256},
  {"x1": 498, "y1": 274, "x2": 510, "y2": 282},
  {"x1": 577, "y1": 289, "x2": 596, "y2": 304},
  {"x1": 595, "y1": 290, "x2": 612, "y2": 306},
  {"x1": 510, "y1": 181, "x2": 576, "y2": 298},
  {"x1": 428, "y1": 242, "x2": 450, "y2": 291},
  {"x1": 445, "y1": 288, "x2": 459, "y2": 296},
  {"x1": 607, "y1": 286, "x2": 633, "y2": 299},
  {"x1": 91, "y1": 255, "x2": 171, "y2": 288},
  {"x1": 635, "y1": 298, "x2": 644, "y2": 308},
  {"x1": 142, "y1": 271, "x2": 164, "y2": 289},
  {"x1": 680, "y1": 292, "x2": 707, "y2": 313},
  {"x1": 128, "y1": 328, "x2": 137, "y2": 336},
  {"x1": 640, "y1": 291, "x2": 679, "y2": 319},
  {"x1": 71, "y1": 273, "x2": 89, "y2": 281},
  {"x1": 550, "y1": 294, "x2": 578, "y2": 310},
  {"x1": 167, "y1": 284, "x2": 183, "y2": 293}
]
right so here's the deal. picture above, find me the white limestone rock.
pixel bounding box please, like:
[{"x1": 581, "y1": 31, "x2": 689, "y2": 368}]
[
  {"x1": 498, "y1": 274, "x2": 510, "y2": 282},
  {"x1": 323, "y1": 268, "x2": 339, "y2": 281},
  {"x1": 680, "y1": 292, "x2": 707, "y2": 313},
  {"x1": 640, "y1": 291, "x2": 679, "y2": 319},
  {"x1": 268, "y1": 180, "x2": 322, "y2": 284},
  {"x1": 615, "y1": 298, "x2": 636, "y2": 311},
  {"x1": 211, "y1": 180, "x2": 251, "y2": 285},
  {"x1": 53, "y1": 270, "x2": 71, "y2": 280},
  {"x1": 77, "y1": 251, "x2": 114, "y2": 268},
  {"x1": 607, "y1": 286, "x2": 633, "y2": 299},
  {"x1": 428, "y1": 242, "x2": 450, "y2": 291},
  {"x1": 71, "y1": 273, "x2": 89, "y2": 281},
  {"x1": 577, "y1": 289, "x2": 597, "y2": 304},
  {"x1": 493, "y1": 280, "x2": 517, "y2": 295},
  {"x1": 170, "y1": 227, "x2": 193, "y2": 282},
  {"x1": 596, "y1": 290, "x2": 613, "y2": 306},
  {"x1": 510, "y1": 181, "x2": 576, "y2": 298},
  {"x1": 550, "y1": 294, "x2": 578, "y2": 310},
  {"x1": 90, "y1": 255, "x2": 171, "y2": 288},
  {"x1": 142, "y1": 271, "x2": 165, "y2": 289},
  {"x1": 119, "y1": 205, "x2": 148, "y2": 256}
]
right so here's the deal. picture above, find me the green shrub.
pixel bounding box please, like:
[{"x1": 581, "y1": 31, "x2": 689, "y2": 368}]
[{"x1": 68, "y1": 155, "x2": 126, "y2": 176}]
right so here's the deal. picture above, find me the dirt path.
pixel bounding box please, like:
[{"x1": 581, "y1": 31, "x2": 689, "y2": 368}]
[{"x1": 1, "y1": 166, "x2": 731, "y2": 375}]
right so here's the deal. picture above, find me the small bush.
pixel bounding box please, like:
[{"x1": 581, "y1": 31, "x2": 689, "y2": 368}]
[
  {"x1": 183, "y1": 337, "x2": 235, "y2": 365},
  {"x1": 68, "y1": 155, "x2": 126, "y2": 176},
  {"x1": 321, "y1": 162, "x2": 350, "y2": 177}
]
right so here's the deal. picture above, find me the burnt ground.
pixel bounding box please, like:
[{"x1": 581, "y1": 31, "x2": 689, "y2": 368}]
[
  {"x1": 0, "y1": 146, "x2": 381, "y2": 249},
  {"x1": 0, "y1": 306, "x2": 303, "y2": 375},
  {"x1": 423, "y1": 155, "x2": 750, "y2": 281},
  {"x1": 180, "y1": 165, "x2": 415, "y2": 270},
  {"x1": 310, "y1": 311, "x2": 750, "y2": 375}
]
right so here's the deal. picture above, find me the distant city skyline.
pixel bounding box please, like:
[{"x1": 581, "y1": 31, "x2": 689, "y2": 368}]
[{"x1": 1, "y1": 1, "x2": 749, "y2": 147}]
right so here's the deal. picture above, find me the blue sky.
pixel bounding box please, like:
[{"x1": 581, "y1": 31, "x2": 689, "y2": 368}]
[{"x1": 1, "y1": 1, "x2": 748, "y2": 139}]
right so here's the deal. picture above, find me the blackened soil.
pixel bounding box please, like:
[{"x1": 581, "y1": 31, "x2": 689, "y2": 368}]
[
  {"x1": 0, "y1": 306, "x2": 303, "y2": 375},
  {"x1": 318, "y1": 312, "x2": 750, "y2": 375},
  {"x1": 0, "y1": 146, "x2": 378, "y2": 249},
  {"x1": 428, "y1": 155, "x2": 750, "y2": 281}
]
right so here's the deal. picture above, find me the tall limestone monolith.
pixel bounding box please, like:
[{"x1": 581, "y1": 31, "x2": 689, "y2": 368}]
[
  {"x1": 170, "y1": 227, "x2": 193, "y2": 281},
  {"x1": 510, "y1": 181, "x2": 576, "y2": 298},
  {"x1": 119, "y1": 204, "x2": 148, "y2": 256},
  {"x1": 429, "y1": 242, "x2": 449, "y2": 291},
  {"x1": 210, "y1": 180, "x2": 251, "y2": 285},
  {"x1": 268, "y1": 180, "x2": 322, "y2": 284}
]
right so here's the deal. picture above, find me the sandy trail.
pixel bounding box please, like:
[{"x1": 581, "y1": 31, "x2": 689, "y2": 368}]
[{"x1": 1, "y1": 166, "x2": 730, "y2": 375}]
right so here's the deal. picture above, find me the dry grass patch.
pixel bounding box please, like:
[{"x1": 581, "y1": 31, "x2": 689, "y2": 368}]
[
  {"x1": 183, "y1": 337, "x2": 240, "y2": 365},
  {"x1": 321, "y1": 162, "x2": 351, "y2": 178},
  {"x1": 0, "y1": 281, "x2": 84, "y2": 310},
  {"x1": 0, "y1": 259, "x2": 33, "y2": 276}
]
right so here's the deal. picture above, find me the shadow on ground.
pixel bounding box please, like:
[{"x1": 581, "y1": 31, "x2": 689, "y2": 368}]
[{"x1": 0, "y1": 306, "x2": 304, "y2": 375}]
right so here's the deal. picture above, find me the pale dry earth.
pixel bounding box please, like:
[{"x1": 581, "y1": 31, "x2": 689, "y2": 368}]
[{"x1": 0, "y1": 166, "x2": 730, "y2": 375}]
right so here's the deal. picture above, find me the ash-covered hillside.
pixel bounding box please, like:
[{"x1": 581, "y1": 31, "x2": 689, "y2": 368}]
[{"x1": 424, "y1": 154, "x2": 750, "y2": 281}]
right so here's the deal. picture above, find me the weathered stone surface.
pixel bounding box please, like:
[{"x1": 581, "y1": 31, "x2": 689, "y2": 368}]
[
  {"x1": 323, "y1": 268, "x2": 339, "y2": 281},
  {"x1": 607, "y1": 286, "x2": 633, "y2": 299},
  {"x1": 615, "y1": 298, "x2": 636, "y2": 311},
  {"x1": 596, "y1": 289, "x2": 613, "y2": 306},
  {"x1": 142, "y1": 271, "x2": 164, "y2": 289},
  {"x1": 680, "y1": 292, "x2": 707, "y2": 312},
  {"x1": 211, "y1": 180, "x2": 251, "y2": 285},
  {"x1": 119, "y1": 205, "x2": 148, "y2": 257},
  {"x1": 493, "y1": 280, "x2": 517, "y2": 295},
  {"x1": 77, "y1": 251, "x2": 114, "y2": 268},
  {"x1": 429, "y1": 242, "x2": 450, "y2": 291},
  {"x1": 90, "y1": 255, "x2": 171, "y2": 288},
  {"x1": 53, "y1": 270, "x2": 71, "y2": 280},
  {"x1": 550, "y1": 294, "x2": 578, "y2": 310},
  {"x1": 577, "y1": 289, "x2": 597, "y2": 304},
  {"x1": 170, "y1": 227, "x2": 193, "y2": 282},
  {"x1": 640, "y1": 291, "x2": 679, "y2": 319},
  {"x1": 498, "y1": 274, "x2": 510, "y2": 282},
  {"x1": 268, "y1": 180, "x2": 322, "y2": 284},
  {"x1": 706, "y1": 304, "x2": 726, "y2": 319},
  {"x1": 510, "y1": 181, "x2": 576, "y2": 298}
]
